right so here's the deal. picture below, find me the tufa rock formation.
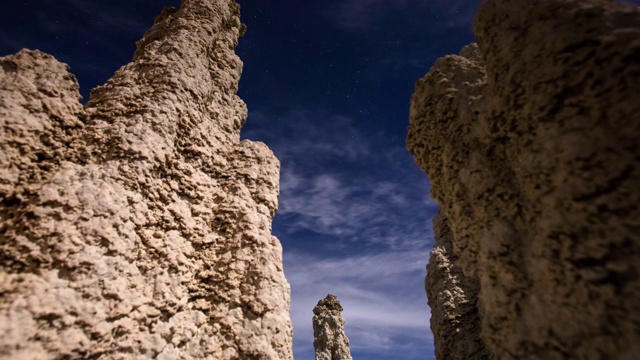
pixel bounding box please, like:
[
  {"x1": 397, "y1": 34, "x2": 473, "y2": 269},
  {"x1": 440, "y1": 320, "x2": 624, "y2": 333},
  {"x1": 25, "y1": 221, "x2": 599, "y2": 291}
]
[
  {"x1": 408, "y1": 0, "x2": 640, "y2": 359},
  {"x1": 426, "y1": 212, "x2": 492, "y2": 360},
  {"x1": 0, "y1": 0, "x2": 293, "y2": 359},
  {"x1": 312, "y1": 294, "x2": 353, "y2": 360}
]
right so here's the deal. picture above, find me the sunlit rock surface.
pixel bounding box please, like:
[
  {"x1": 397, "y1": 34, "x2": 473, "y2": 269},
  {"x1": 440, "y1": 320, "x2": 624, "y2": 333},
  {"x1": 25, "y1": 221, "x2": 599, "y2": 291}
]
[
  {"x1": 408, "y1": 0, "x2": 640, "y2": 359},
  {"x1": 0, "y1": 0, "x2": 293, "y2": 359}
]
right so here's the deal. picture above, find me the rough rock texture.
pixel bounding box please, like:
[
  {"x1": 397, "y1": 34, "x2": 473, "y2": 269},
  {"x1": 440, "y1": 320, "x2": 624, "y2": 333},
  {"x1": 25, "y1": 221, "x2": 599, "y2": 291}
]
[
  {"x1": 312, "y1": 294, "x2": 352, "y2": 360},
  {"x1": 426, "y1": 212, "x2": 493, "y2": 360},
  {"x1": 0, "y1": 1, "x2": 293, "y2": 359},
  {"x1": 408, "y1": 0, "x2": 640, "y2": 359}
]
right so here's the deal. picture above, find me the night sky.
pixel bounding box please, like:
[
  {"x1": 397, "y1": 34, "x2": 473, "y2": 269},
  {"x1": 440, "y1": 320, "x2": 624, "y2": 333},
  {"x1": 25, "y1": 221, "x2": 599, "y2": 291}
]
[{"x1": 4, "y1": 1, "x2": 637, "y2": 359}]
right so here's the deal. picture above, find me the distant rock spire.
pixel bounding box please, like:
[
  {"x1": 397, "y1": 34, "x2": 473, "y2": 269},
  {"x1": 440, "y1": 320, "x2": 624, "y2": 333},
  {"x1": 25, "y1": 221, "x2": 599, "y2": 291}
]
[{"x1": 313, "y1": 294, "x2": 353, "y2": 360}]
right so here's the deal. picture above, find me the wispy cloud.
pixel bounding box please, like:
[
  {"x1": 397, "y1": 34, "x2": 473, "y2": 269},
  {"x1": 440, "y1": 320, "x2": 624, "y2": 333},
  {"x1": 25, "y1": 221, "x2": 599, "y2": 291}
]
[
  {"x1": 277, "y1": 167, "x2": 435, "y2": 249},
  {"x1": 242, "y1": 109, "x2": 438, "y2": 250},
  {"x1": 0, "y1": 34, "x2": 25, "y2": 54},
  {"x1": 37, "y1": 0, "x2": 161, "y2": 52},
  {"x1": 334, "y1": 0, "x2": 387, "y2": 32},
  {"x1": 243, "y1": 110, "x2": 370, "y2": 164},
  {"x1": 0, "y1": 0, "x2": 179, "y2": 59},
  {"x1": 439, "y1": 2, "x2": 479, "y2": 30},
  {"x1": 330, "y1": 0, "x2": 480, "y2": 33},
  {"x1": 49, "y1": 0, "x2": 165, "y2": 34}
]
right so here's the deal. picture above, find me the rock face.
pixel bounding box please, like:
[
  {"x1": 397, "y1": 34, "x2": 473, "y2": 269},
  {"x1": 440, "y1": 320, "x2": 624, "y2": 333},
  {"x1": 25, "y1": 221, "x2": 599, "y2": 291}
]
[
  {"x1": 312, "y1": 294, "x2": 353, "y2": 360},
  {"x1": 426, "y1": 212, "x2": 493, "y2": 360},
  {"x1": 408, "y1": 0, "x2": 640, "y2": 359},
  {"x1": 0, "y1": 1, "x2": 293, "y2": 359}
]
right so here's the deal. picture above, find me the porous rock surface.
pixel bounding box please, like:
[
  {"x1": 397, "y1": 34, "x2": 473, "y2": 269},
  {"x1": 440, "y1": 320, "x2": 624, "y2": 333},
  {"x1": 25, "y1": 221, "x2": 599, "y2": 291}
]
[
  {"x1": 408, "y1": 0, "x2": 640, "y2": 359},
  {"x1": 312, "y1": 294, "x2": 352, "y2": 360},
  {"x1": 426, "y1": 212, "x2": 492, "y2": 360},
  {"x1": 0, "y1": 0, "x2": 293, "y2": 359}
]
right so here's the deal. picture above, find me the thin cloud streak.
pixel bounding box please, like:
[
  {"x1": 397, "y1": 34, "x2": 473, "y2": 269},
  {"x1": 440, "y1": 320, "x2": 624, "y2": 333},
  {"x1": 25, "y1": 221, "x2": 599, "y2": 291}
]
[
  {"x1": 331, "y1": 0, "x2": 480, "y2": 33},
  {"x1": 0, "y1": 0, "x2": 174, "y2": 59},
  {"x1": 335, "y1": 0, "x2": 387, "y2": 32},
  {"x1": 51, "y1": 0, "x2": 160, "y2": 33},
  {"x1": 243, "y1": 110, "x2": 371, "y2": 164}
]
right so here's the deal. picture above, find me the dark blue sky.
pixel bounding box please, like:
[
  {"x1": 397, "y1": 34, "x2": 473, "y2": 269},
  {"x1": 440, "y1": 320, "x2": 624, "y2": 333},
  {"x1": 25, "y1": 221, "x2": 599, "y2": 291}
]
[{"x1": 0, "y1": 0, "x2": 502, "y2": 359}]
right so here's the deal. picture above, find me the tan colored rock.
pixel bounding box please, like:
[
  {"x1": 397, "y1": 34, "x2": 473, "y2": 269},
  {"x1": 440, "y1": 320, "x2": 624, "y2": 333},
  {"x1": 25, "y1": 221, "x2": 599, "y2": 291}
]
[
  {"x1": 0, "y1": 1, "x2": 292, "y2": 359},
  {"x1": 426, "y1": 211, "x2": 493, "y2": 360},
  {"x1": 312, "y1": 294, "x2": 352, "y2": 360},
  {"x1": 408, "y1": 0, "x2": 640, "y2": 359}
]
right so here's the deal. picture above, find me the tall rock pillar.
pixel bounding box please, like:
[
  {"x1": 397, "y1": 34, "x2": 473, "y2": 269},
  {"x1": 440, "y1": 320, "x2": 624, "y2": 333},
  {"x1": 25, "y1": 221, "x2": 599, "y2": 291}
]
[
  {"x1": 312, "y1": 294, "x2": 353, "y2": 360},
  {"x1": 408, "y1": 0, "x2": 640, "y2": 359},
  {"x1": 0, "y1": 0, "x2": 293, "y2": 359}
]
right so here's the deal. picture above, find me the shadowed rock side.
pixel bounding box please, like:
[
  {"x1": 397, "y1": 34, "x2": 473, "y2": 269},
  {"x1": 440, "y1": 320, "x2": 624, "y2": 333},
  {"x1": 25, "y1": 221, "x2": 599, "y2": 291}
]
[
  {"x1": 0, "y1": 0, "x2": 293, "y2": 359},
  {"x1": 408, "y1": 0, "x2": 640, "y2": 359},
  {"x1": 312, "y1": 294, "x2": 353, "y2": 360},
  {"x1": 426, "y1": 212, "x2": 493, "y2": 360}
]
